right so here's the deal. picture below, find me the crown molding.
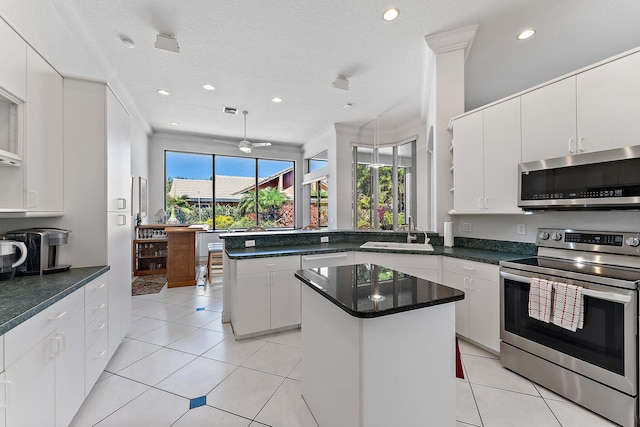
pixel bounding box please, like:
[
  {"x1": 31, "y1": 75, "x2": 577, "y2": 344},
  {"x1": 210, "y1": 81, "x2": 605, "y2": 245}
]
[{"x1": 425, "y1": 24, "x2": 479, "y2": 62}]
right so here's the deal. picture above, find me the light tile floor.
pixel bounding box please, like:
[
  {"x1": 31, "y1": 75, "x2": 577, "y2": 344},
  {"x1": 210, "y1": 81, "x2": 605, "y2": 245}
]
[{"x1": 70, "y1": 279, "x2": 619, "y2": 427}]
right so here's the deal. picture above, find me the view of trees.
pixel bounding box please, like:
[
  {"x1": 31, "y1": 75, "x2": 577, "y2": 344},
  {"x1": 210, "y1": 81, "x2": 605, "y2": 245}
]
[
  {"x1": 167, "y1": 184, "x2": 292, "y2": 229},
  {"x1": 356, "y1": 164, "x2": 406, "y2": 230}
]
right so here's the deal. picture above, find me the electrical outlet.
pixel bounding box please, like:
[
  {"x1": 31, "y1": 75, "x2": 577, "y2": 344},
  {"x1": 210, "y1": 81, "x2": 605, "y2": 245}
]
[
  {"x1": 517, "y1": 224, "x2": 526, "y2": 235},
  {"x1": 245, "y1": 240, "x2": 255, "y2": 247},
  {"x1": 320, "y1": 236, "x2": 329, "y2": 243},
  {"x1": 462, "y1": 222, "x2": 472, "y2": 233}
]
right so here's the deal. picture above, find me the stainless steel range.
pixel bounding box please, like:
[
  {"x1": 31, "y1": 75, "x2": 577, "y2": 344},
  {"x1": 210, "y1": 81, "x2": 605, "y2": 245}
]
[{"x1": 500, "y1": 228, "x2": 640, "y2": 427}]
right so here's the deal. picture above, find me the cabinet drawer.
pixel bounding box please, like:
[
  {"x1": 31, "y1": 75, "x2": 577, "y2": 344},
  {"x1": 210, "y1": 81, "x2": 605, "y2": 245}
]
[
  {"x1": 5, "y1": 288, "x2": 83, "y2": 367},
  {"x1": 85, "y1": 274, "x2": 108, "y2": 306},
  {"x1": 85, "y1": 330, "x2": 109, "y2": 394},
  {"x1": 85, "y1": 291, "x2": 108, "y2": 328},
  {"x1": 392, "y1": 254, "x2": 440, "y2": 270},
  {"x1": 442, "y1": 257, "x2": 498, "y2": 281},
  {"x1": 237, "y1": 255, "x2": 300, "y2": 275},
  {"x1": 301, "y1": 252, "x2": 355, "y2": 268},
  {"x1": 85, "y1": 311, "x2": 108, "y2": 350}
]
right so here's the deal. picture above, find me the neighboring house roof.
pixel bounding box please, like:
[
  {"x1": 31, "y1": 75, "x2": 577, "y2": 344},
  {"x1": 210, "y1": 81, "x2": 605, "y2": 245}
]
[
  {"x1": 169, "y1": 168, "x2": 295, "y2": 203},
  {"x1": 168, "y1": 176, "x2": 255, "y2": 203},
  {"x1": 233, "y1": 166, "x2": 295, "y2": 200}
]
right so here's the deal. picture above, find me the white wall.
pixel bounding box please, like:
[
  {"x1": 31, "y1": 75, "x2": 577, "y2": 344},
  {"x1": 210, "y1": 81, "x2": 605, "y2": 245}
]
[
  {"x1": 453, "y1": 211, "x2": 640, "y2": 243},
  {"x1": 149, "y1": 131, "x2": 304, "y2": 227},
  {"x1": 131, "y1": 120, "x2": 150, "y2": 225}
]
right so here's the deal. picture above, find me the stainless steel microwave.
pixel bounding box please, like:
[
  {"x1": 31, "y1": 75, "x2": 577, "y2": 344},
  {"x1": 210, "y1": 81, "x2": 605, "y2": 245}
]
[{"x1": 518, "y1": 145, "x2": 640, "y2": 210}]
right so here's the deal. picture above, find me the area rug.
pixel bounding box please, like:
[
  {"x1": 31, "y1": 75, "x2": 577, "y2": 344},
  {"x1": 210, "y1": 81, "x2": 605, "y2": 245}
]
[{"x1": 132, "y1": 274, "x2": 167, "y2": 296}]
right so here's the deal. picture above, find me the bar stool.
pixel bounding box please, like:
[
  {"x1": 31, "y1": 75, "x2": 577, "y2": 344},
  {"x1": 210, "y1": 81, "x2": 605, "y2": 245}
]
[{"x1": 207, "y1": 242, "x2": 223, "y2": 282}]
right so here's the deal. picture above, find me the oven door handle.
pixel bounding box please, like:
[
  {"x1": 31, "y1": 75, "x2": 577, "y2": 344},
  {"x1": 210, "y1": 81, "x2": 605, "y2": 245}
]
[{"x1": 500, "y1": 271, "x2": 633, "y2": 304}]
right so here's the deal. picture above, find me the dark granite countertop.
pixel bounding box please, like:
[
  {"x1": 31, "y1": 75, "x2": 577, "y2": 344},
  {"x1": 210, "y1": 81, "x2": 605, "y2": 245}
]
[
  {"x1": 0, "y1": 266, "x2": 110, "y2": 335},
  {"x1": 295, "y1": 264, "x2": 464, "y2": 318},
  {"x1": 226, "y1": 243, "x2": 532, "y2": 265}
]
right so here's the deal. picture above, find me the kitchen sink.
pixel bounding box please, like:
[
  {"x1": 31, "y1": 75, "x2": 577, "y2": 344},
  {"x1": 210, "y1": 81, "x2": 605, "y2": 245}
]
[{"x1": 359, "y1": 241, "x2": 434, "y2": 252}]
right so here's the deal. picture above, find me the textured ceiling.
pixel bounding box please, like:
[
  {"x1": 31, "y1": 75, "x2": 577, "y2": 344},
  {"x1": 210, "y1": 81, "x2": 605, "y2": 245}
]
[{"x1": 2, "y1": 0, "x2": 640, "y2": 147}]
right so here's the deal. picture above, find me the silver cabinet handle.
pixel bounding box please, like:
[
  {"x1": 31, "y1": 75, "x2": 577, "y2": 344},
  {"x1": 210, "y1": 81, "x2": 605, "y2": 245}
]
[
  {"x1": 117, "y1": 198, "x2": 127, "y2": 210},
  {"x1": 0, "y1": 380, "x2": 12, "y2": 408},
  {"x1": 49, "y1": 311, "x2": 67, "y2": 321},
  {"x1": 302, "y1": 254, "x2": 348, "y2": 261}
]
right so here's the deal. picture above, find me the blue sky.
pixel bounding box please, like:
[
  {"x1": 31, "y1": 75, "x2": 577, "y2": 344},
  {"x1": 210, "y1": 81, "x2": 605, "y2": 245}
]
[{"x1": 165, "y1": 151, "x2": 292, "y2": 179}]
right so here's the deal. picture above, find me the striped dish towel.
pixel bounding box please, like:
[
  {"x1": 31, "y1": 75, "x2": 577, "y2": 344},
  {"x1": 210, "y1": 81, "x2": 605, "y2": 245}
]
[
  {"x1": 528, "y1": 278, "x2": 552, "y2": 323},
  {"x1": 552, "y1": 282, "x2": 584, "y2": 332}
]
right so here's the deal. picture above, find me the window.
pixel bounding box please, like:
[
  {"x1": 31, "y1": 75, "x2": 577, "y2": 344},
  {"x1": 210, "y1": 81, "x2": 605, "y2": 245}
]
[
  {"x1": 165, "y1": 151, "x2": 295, "y2": 230},
  {"x1": 165, "y1": 151, "x2": 213, "y2": 225},
  {"x1": 305, "y1": 150, "x2": 329, "y2": 228},
  {"x1": 309, "y1": 150, "x2": 328, "y2": 172},
  {"x1": 309, "y1": 178, "x2": 328, "y2": 227},
  {"x1": 354, "y1": 140, "x2": 416, "y2": 230}
]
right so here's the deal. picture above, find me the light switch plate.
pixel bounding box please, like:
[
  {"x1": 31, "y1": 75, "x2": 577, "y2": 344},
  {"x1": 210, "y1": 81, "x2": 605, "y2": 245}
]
[
  {"x1": 245, "y1": 240, "x2": 255, "y2": 247},
  {"x1": 320, "y1": 236, "x2": 329, "y2": 243},
  {"x1": 462, "y1": 223, "x2": 472, "y2": 233},
  {"x1": 517, "y1": 224, "x2": 526, "y2": 235}
]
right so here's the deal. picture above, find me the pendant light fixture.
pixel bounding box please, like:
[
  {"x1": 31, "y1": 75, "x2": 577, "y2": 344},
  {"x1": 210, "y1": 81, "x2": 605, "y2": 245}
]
[{"x1": 369, "y1": 116, "x2": 384, "y2": 169}]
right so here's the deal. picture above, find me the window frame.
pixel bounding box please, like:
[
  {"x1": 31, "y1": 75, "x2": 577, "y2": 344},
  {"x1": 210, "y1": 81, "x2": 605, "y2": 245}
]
[
  {"x1": 352, "y1": 139, "x2": 416, "y2": 230},
  {"x1": 164, "y1": 150, "x2": 296, "y2": 230}
]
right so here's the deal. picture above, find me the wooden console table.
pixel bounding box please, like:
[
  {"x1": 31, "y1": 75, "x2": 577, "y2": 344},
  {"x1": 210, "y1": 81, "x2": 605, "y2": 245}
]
[{"x1": 166, "y1": 227, "x2": 198, "y2": 288}]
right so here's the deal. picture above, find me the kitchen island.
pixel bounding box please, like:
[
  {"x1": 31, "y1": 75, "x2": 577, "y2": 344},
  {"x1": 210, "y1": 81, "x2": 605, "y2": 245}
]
[{"x1": 295, "y1": 264, "x2": 464, "y2": 427}]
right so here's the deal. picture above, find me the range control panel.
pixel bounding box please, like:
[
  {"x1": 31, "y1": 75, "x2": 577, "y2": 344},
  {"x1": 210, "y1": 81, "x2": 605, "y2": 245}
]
[{"x1": 536, "y1": 228, "x2": 640, "y2": 255}]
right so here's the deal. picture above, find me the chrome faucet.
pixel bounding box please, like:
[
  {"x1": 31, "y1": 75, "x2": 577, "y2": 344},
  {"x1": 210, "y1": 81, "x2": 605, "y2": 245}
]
[{"x1": 406, "y1": 216, "x2": 417, "y2": 243}]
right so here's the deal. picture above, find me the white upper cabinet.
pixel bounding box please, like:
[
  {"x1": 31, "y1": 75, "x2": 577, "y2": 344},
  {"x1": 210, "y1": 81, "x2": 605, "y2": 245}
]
[
  {"x1": 106, "y1": 88, "x2": 130, "y2": 213},
  {"x1": 452, "y1": 98, "x2": 521, "y2": 214},
  {"x1": 521, "y1": 50, "x2": 640, "y2": 162},
  {"x1": 521, "y1": 77, "x2": 577, "y2": 162},
  {"x1": 483, "y1": 98, "x2": 522, "y2": 212},
  {"x1": 0, "y1": 18, "x2": 27, "y2": 101},
  {"x1": 576, "y1": 51, "x2": 640, "y2": 154},
  {"x1": 452, "y1": 111, "x2": 483, "y2": 213},
  {"x1": 25, "y1": 47, "x2": 63, "y2": 213}
]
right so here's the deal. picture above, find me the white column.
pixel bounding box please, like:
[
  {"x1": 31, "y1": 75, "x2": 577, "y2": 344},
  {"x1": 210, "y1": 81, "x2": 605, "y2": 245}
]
[{"x1": 424, "y1": 25, "x2": 478, "y2": 234}]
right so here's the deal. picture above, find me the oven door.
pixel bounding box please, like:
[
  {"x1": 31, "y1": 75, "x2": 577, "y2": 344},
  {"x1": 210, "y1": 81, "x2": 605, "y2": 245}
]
[{"x1": 500, "y1": 267, "x2": 637, "y2": 396}]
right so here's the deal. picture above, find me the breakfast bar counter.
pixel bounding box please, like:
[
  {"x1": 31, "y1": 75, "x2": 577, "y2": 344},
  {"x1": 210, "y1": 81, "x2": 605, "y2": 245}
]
[{"x1": 295, "y1": 264, "x2": 464, "y2": 427}]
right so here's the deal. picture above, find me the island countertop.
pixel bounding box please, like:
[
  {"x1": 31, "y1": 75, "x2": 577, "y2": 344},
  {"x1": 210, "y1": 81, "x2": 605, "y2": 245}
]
[{"x1": 295, "y1": 263, "x2": 464, "y2": 319}]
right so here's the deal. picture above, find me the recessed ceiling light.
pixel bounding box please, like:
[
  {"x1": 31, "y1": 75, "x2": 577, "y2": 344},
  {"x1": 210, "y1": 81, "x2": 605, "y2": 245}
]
[
  {"x1": 382, "y1": 8, "x2": 400, "y2": 21},
  {"x1": 202, "y1": 84, "x2": 215, "y2": 91},
  {"x1": 157, "y1": 89, "x2": 170, "y2": 96},
  {"x1": 170, "y1": 121, "x2": 179, "y2": 126},
  {"x1": 272, "y1": 97, "x2": 282, "y2": 103},
  {"x1": 517, "y1": 29, "x2": 536, "y2": 40}
]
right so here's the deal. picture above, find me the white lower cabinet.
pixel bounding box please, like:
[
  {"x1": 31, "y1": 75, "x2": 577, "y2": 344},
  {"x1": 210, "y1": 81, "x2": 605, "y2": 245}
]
[
  {"x1": 270, "y1": 269, "x2": 301, "y2": 329},
  {"x1": 442, "y1": 257, "x2": 500, "y2": 353},
  {"x1": 53, "y1": 309, "x2": 85, "y2": 427},
  {"x1": 0, "y1": 370, "x2": 5, "y2": 427},
  {"x1": 2, "y1": 272, "x2": 111, "y2": 427},
  {"x1": 4, "y1": 288, "x2": 84, "y2": 427},
  {"x1": 84, "y1": 275, "x2": 109, "y2": 395},
  {"x1": 232, "y1": 255, "x2": 301, "y2": 337},
  {"x1": 1, "y1": 334, "x2": 5, "y2": 427},
  {"x1": 355, "y1": 252, "x2": 441, "y2": 283}
]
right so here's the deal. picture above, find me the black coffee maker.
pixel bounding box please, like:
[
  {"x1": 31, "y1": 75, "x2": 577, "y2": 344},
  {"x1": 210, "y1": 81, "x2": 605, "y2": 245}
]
[{"x1": 4, "y1": 228, "x2": 71, "y2": 275}]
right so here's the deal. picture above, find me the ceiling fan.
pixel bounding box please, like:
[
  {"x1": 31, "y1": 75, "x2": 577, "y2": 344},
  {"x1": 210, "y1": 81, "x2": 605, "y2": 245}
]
[{"x1": 213, "y1": 110, "x2": 271, "y2": 153}]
